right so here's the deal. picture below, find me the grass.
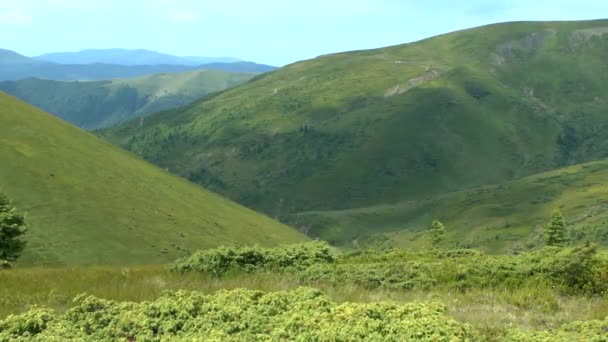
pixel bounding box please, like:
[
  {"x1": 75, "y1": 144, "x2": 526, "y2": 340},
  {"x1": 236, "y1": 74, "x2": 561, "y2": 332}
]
[
  {"x1": 1, "y1": 264, "x2": 606, "y2": 336},
  {"x1": 0, "y1": 93, "x2": 306, "y2": 266},
  {"x1": 100, "y1": 20, "x2": 608, "y2": 251},
  {"x1": 288, "y1": 160, "x2": 608, "y2": 251},
  {"x1": 0, "y1": 69, "x2": 256, "y2": 129},
  {"x1": 3, "y1": 243, "x2": 608, "y2": 339}
]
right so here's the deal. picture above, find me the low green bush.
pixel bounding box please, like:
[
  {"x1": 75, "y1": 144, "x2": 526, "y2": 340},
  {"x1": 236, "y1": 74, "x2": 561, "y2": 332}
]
[
  {"x1": 172, "y1": 243, "x2": 608, "y2": 295},
  {"x1": 169, "y1": 241, "x2": 336, "y2": 276},
  {"x1": 0, "y1": 288, "x2": 478, "y2": 341},
  {"x1": 503, "y1": 318, "x2": 608, "y2": 341},
  {"x1": 301, "y1": 245, "x2": 608, "y2": 295},
  {"x1": 2, "y1": 287, "x2": 607, "y2": 341}
]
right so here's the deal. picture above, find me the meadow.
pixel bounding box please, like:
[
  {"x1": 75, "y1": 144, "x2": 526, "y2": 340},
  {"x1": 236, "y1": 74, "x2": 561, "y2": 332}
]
[{"x1": 2, "y1": 242, "x2": 608, "y2": 340}]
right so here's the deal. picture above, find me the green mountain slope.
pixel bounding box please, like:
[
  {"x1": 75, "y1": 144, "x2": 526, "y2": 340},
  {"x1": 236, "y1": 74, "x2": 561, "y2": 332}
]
[
  {"x1": 287, "y1": 159, "x2": 608, "y2": 252},
  {"x1": 0, "y1": 92, "x2": 306, "y2": 265},
  {"x1": 102, "y1": 20, "x2": 608, "y2": 238},
  {"x1": 0, "y1": 70, "x2": 256, "y2": 129}
]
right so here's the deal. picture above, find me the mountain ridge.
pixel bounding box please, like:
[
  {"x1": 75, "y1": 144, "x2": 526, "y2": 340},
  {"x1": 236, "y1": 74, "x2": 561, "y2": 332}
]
[
  {"x1": 0, "y1": 69, "x2": 257, "y2": 129},
  {"x1": 101, "y1": 19, "x2": 608, "y2": 248},
  {"x1": 0, "y1": 49, "x2": 275, "y2": 81},
  {"x1": 0, "y1": 49, "x2": 37, "y2": 65},
  {"x1": 33, "y1": 48, "x2": 242, "y2": 66},
  {"x1": 0, "y1": 92, "x2": 306, "y2": 265}
]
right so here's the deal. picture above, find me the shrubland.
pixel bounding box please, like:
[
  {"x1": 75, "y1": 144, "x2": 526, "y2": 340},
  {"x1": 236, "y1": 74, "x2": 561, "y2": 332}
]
[
  {"x1": 172, "y1": 242, "x2": 608, "y2": 296},
  {"x1": 0, "y1": 288, "x2": 478, "y2": 341},
  {"x1": 1, "y1": 242, "x2": 607, "y2": 340}
]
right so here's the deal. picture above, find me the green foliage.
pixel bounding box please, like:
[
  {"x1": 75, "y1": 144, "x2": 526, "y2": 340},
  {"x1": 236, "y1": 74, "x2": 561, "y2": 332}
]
[
  {"x1": 545, "y1": 210, "x2": 569, "y2": 247},
  {"x1": 289, "y1": 160, "x2": 608, "y2": 252},
  {"x1": 428, "y1": 220, "x2": 446, "y2": 248},
  {"x1": 102, "y1": 20, "x2": 608, "y2": 252},
  {"x1": 0, "y1": 93, "x2": 306, "y2": 265},
  {"x1": 313, "y1": 247, "x2": 608, "y2": 295},
  {"x1": 170, "y1": 241, "x2": 336, "y2": 276},
  {"x1": 0, "y1": 306, "x2": 55, "y2": 339},
  {"x1": 171, "y1": 243, "x2": 608, "y2": 295},
  {"x1": 1, "y1": 248, "x2": 608, "y2": 340},
  {"x1": 503, "y1": 318, "x2": 608, "y2": 341},
  {"x1": 0, "y1": 191, "x2": 27, "y2": 264},
  {"x1": 1, "y1": 285, "x2": 607, "y2": 341},
  {"x1": 0, "y1": 288, "x2": 479, "y2": 341}
]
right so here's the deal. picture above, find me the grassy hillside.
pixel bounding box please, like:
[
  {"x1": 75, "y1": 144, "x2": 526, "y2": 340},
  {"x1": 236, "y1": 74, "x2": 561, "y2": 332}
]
[
  {"x1": 286, "y1": 159, "x2": 608, "y2": 252},
  {"x1": 101, "y1": 20, "x2": 608, "y2": 225},
  {"x1": 0, "y1": 92, "x2": 306, "y2": 265},
  {"x1": 0, "y1": 70, "x2": 256, "y2": 129}
]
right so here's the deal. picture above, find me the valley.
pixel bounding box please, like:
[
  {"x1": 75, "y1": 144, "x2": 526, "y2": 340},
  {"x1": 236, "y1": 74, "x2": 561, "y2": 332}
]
[
  {"x1": 1, "y1": 13, "x2": 608, "y2": 341},
  {"x1": 102, "y1": 20, "x2": 608, "y2": 249},
  {"x1": 0, "y1": 70, "x2": 257, "y2": 129}
]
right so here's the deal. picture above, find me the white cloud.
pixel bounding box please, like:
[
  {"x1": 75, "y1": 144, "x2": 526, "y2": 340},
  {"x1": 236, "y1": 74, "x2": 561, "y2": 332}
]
[{"x1": 0, "y1": 10, "x2": 32, "y2": 25}]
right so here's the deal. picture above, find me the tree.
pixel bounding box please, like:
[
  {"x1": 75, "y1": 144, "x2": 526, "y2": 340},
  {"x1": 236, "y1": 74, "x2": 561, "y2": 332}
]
[
  {"x1": 428, "y1": 220, "x2": 446, "y2": 248},
  {"x1": 545, "y1": 210, "x2": 568, "y2": 247},
  {"x1": 0, "y1": 191, "x2": 27, "y2": 263}
]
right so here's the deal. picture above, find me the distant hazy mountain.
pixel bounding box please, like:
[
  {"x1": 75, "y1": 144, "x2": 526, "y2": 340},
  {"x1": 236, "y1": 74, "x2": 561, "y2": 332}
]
[
  {"x1": 0, "y1": 49, "x2": 37, "y2": 64},
  {"x1": 0, "y1": 69, "x2": 256, "y2": 129},
  {"x1": 0, "y1": 49, "x2": 275, "y2": 81},
  {"x1": 33, "y1": 49, "x2": 242, "y2": 66}
]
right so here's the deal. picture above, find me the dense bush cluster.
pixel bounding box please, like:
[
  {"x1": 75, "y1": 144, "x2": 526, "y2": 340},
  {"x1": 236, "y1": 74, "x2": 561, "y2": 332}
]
[
  {"x1": 2, "y1": 243, "x2": 608, "y2": 340},
  {"x1": 302, "y1": 245, "x2": 608, "y2": 295},
  {"x1": 2, "y1": 287, "x2": 607, "y2": 341},
  {"x1": 169, "y1": 241, "x2": 336, "y2": 276},
  {"x1": 0, "y1": 287, "x2": 478, "y2": 341},
  {"x1": 172, "y1": 243, "x2": 608, "y2": 295}
]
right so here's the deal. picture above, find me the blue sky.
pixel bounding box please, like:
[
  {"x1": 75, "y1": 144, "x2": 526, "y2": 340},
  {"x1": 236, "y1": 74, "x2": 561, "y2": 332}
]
[{"x1": 1, "y1": 0, "x2": 608, "y2": 66}]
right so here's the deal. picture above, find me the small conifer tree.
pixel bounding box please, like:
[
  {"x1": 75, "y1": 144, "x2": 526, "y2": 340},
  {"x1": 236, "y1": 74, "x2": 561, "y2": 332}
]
[
  {"x1": 0, "y1": 191, "x2": 27, "y2": 264},
  {"x1": 545, "y1": 210, "x2": 568, "y2": 247},
  {"x1": 428, "y1": 220, "x2": 446, "y2": 248}
]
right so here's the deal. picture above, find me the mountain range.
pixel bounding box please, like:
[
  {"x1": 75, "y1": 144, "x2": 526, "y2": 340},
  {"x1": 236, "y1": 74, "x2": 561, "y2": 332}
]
[
  {"x1": 0, "y1": 69, "x2": 256, "y2": 129},
  {"x1": 101, "y1": 19, "x2": 608, "y2": 252},
  {"x1": 33, "y1": 49, "x2": 242, "y2": 65},
  {"x1": 0, "y1": 49, "x2": 275, "y2": 81}
]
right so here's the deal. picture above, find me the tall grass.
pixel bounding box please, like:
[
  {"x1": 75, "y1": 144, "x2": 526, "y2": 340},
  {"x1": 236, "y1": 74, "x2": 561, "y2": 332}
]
[{"x1": 2, "y1": 264, "x2": 607, "y2": 335}]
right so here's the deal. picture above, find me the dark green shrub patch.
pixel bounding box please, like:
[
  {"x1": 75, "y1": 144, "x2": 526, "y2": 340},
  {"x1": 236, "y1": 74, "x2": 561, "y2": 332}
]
[
  {"x1": 169, "y1": 241, "x2": 336, "y2": 276},
  {"x1": 172, "y1": 243, "x2": 608, "y2": 295}
]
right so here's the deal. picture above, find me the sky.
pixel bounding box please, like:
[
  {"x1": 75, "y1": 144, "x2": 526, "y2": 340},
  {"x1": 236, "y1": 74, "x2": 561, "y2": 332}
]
[{"x1": 1, "y1": 0, "x2": 608, "y2": 66}]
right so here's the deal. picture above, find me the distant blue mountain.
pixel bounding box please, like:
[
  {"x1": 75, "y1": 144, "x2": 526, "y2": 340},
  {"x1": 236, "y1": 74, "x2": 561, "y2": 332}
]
[
  {"x1": 33, "y1": 49, "x2": 242, "y2": 66},
  {"x1": 0, "y1": 49, "x2": 276, "y2": 81},
  {"x1": 0, "y1": 49, "x2": 39, "y2": 65}
]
